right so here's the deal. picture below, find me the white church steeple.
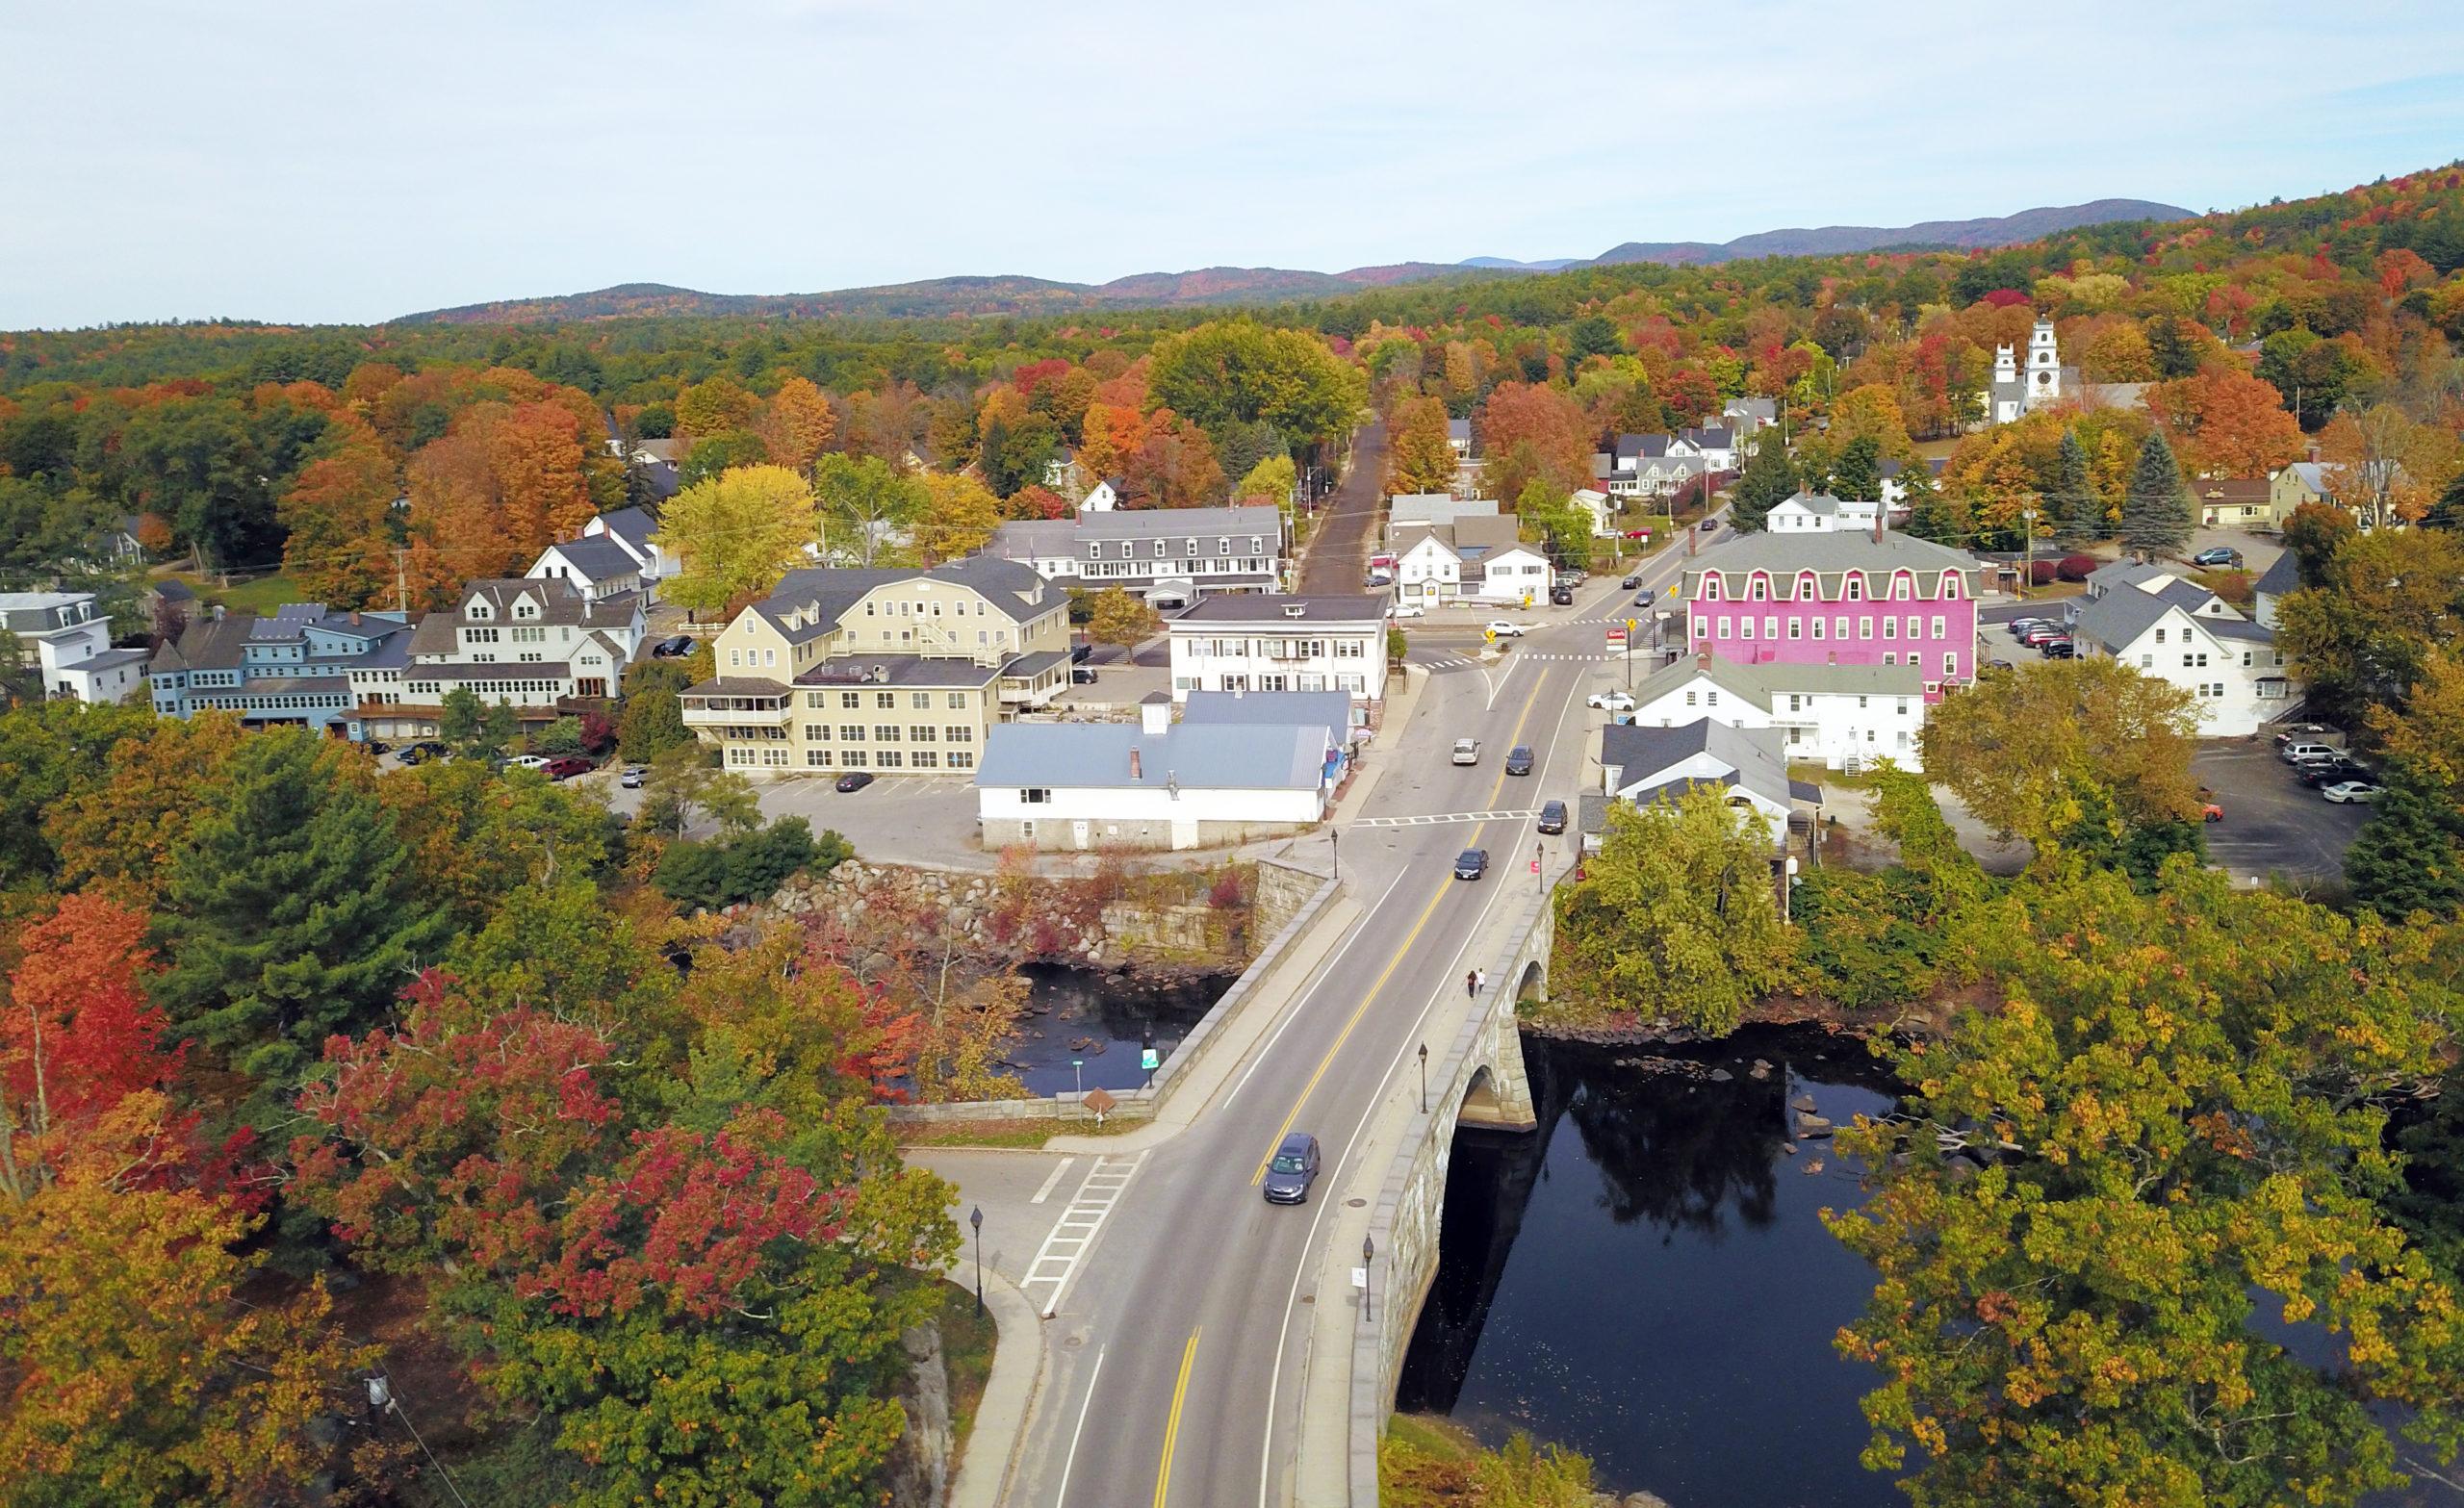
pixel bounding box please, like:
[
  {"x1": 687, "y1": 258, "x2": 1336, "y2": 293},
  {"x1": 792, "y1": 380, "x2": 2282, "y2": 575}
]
[{"x1": 2023, "y1": 319, "x2": 2061, "y2": 411}]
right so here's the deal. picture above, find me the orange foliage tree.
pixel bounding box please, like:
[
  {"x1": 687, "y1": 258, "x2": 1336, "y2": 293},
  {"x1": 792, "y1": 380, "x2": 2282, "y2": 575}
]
[{"x1": 2143, "y1": 366, "x2": 2304, "y2": 476}]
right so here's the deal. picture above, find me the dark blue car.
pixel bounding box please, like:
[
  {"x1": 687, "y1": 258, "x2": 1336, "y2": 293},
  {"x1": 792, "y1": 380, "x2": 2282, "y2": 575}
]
[{"x1": 1263, "y1": 1132, "x2": 1321, "y2": 1205}]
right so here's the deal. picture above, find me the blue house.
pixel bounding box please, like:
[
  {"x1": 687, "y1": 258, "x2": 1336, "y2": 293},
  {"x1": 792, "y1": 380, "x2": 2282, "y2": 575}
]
[{"x1": 149, "y1": 604, "x2": 415, "y2": 739}]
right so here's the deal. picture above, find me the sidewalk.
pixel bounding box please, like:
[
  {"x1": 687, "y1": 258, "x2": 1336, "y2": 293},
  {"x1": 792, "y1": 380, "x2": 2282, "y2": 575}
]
[{"x1": 946, "y1": 1265, "x2": 1042, "y2": 1508}]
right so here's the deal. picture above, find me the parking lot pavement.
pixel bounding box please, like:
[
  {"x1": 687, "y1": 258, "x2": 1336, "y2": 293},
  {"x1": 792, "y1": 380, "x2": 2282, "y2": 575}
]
[
  {"x1": 757, "y1": 772, "x2": 993, "y2": 866},
  {"x1": 2194, "y1": 739, "x2": 2369, "y2": 881},
  {"x1": 2185, "y1": 526, "x2": 2283, "y2": 575}
]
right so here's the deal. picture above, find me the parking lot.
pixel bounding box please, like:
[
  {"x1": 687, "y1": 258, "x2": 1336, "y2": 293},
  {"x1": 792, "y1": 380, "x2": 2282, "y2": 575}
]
[{"x1": 2193, "y1": 739, "x2": 2370, "y2": 881}]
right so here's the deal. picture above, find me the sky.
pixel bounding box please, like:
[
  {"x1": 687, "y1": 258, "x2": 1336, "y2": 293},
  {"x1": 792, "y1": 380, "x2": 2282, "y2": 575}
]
[{"x1": 5, "y1": 0, "x2": 2464, "y2": 329}]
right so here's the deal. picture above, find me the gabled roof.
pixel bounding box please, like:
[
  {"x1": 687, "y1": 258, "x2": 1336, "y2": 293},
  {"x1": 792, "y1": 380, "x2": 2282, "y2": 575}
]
[
  {"x1": 975, "y1": 721, "x2": 1329, "y2": 792},
  {"x1": 1182, "y1": 689, "x2": 1353, "y2": 751},
  {"x1": 1613, "y1": 433, "x2": 1674, "y2": 463},
  {"x1": 2189, "y1": 477, "x2": 2272, "y2": 506},
  {"x1": 1599, "y1": 719, "x2": 1811, "y2": 810},
  {"x1": 1447, "y1": 418, "x2": 1472, "y2": 443},
  {"x1": 2070, "y1": 584, "x2": 2188, "y2": 652},
  {"x1": 541, "y1": 535, "x2": 643, "y2": 584},
  {"x1": 752, "y1": 556, "x2": 1058, "y2": 645},
  {"x1": 1630, "y1": 652, "x2": 1926, "y2": 712},
  {"x1": 1678, "y1": 425, "x2": 1734, "y2": 450},
  {"x1": 2254, "y1": 550, "x2": 2300, "y2": 599},
  {"x1": 595, "y1": 505, "x2": 659, "y2": 551},
  {"x1": 1687, "y1": 529, "x2": 1987, "y2": 598}
]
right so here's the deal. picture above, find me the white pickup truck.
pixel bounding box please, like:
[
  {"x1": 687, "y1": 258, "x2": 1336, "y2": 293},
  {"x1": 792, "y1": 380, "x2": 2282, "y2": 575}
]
[{"x1": 1451, "y1": 738, "x2": 1480, "y2": 766}]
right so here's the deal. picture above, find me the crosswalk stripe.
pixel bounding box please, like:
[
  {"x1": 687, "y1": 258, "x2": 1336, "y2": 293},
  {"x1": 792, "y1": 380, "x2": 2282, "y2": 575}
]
[{"x1": 1354, "y1": 808, "x2": 1544, "y2": 828}]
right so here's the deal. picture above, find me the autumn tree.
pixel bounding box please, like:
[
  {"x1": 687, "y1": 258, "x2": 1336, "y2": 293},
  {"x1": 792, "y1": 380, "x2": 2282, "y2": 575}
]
[
  {"x1": 2144, "y1": 365, "x2": 2303, "y2": 476},
  {"x1": 1085, "y1": 586, "x2": 1162, "y2": 651},
  {"x1": 655, "y1": 464, "x2": 818, "y2": 616},
  {"x1": 1827, "y1": 867, "x2": 2464, "y2": 1508},
  {"x1": 674, "y1": 374, "x2": 759, "y2": 438},
  {"x1": 1385, "y1": 396, "x2": 1458, "y2": 496},
  {"x1": 1919, "y1": 657, "x2": 2203, "y2": 852},
  {"x1": 0, "y1": 1148, "x2": 374, "y2": 1508},
  {"x1": 617, "y1": 652, "x2": 707, "y2": 763},
  {"x1": 276, "y1": 435, "x2": 396, "y2": 608},
  {"x1": 45, "y1": 709, "x2": 248, "y2": 909},
  {"x1": 1475, "y1": 382, "x2": 1591, "y2": 503},
  {"x1": 1546, "y1": 790, "x2": 1799, "y2": 1035},
  {"x1": 755, "y1": 374, "x2": 838, "y2": 473},
  {"x1": 1117, "y1": 412, "x2": 1226, "y2": 508},
  {"x1": 1233, "y1": 454, "x2": 1296, "y2": 507},
  {"x1": 637, "y1": 743, "x2": 759, "y2": 841},
  {"x1": 2118, "y1": 429, "x2": 2193, "y2": 556},
  {"x1": 2277, "y1": 528, "x2": 2464, "y2": 724},
  {"x1": 811, "y1": 452, "x2": 923, "y2": 568},
  {"x1": 911, "y1": 472, "x2": 1003, "y2": 564}
]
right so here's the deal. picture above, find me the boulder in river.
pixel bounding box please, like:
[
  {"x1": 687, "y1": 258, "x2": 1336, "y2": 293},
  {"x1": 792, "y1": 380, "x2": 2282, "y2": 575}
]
[
  {"x1": 1791, "y1": 1093, "x2": 1819, "y2": 1112},
  {"x1": 1707, "y1": 1068, "x2": 1732, "y2": 1083},
  {"x1": 1803, "y1": 1159, "x2": 1825, "y2": 1175}
]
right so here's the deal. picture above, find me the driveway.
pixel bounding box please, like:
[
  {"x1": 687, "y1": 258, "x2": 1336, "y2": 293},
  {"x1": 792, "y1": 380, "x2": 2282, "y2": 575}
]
[{"x1": 2193, "y1": 739, "x2": 2368, "y2": 881}]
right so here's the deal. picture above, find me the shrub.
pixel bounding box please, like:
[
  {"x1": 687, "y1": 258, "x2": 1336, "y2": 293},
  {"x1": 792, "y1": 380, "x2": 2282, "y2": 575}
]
[
  {"x1": 2028, "y1": 559, "x2": 2059, "y2": 585},
  {"x1": 532, "y1": 715, "x2": 584, "y2": 755},
  {"x1": 654, "y1": 819, "x2": 851, "y2": 910},
  {"x1": 2056, "y1": 553, "x2": 2098, "y2": 582}
]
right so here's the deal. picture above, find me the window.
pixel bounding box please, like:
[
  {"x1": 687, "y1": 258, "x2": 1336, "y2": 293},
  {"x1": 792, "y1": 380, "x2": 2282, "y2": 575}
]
[
  {"x1": 1883, "y1": 617, "x2": 1897, "y2": 639},
  {"x1": 1943, "y1": 652, "x2": 1957, "y2": 677},
  {"x1": 1717, "y1": 618, "x2": 1731, "y2": 639},
  {"x1": 1858, "y1": 695, "x2": 1869, "y2": 709},
  {"x1": 1762, "y1": 616, "x2": 1777, "y2": 639},
  {"x1": 1846, "y1": 577, "x2": 1862, "y2": 601},
  {"x1": 1022, "y1": 787, "x2": 1051, "y2": 805},
  {"x1": 1859, "y1": 617, "x2": 1873, "y2": 639},
  {"x1": 1684, "y1": 690, "x2": 1697, "y2": 706},
  {"x1": 1219, "y1": 538, "x2": 1231, "y2": 554},
  {"x1": 1883, "y1": 652, "x2": 1897, "y2": 666},
  {"x1": 1694, "y1": 618, "x2": 1709, "y2": 638},
  {"x1": 1153, "y1": 540, "x2": 1167, "y2": 557},
  {"x1": 807, "y1": 749, "x2": 830, "y2": 766},
  {"x1": 911, "y1": 725, "x2": 937, "y2": 742},
  {"x1": 1811, "y1": 617, "x2": 1826, "y2": 640},
  {"x1": 947, "y1": 691, "x2": 968, "y2": 708},
  {"x1": 1787, "y1": 619, "x2": 1802, "y2": 640},
  {"x1": 912, "y1": 751, "x2": 940, "y2": 769},
  {"x1": 946, "y1": 725, "x2": 973, "y2": 742},
  {"x1": 2141, "y1": 653, "x2": 2153, "y2": 668},
  {"x1": 876, "y1": 691, "x2": 895, "y2": 708},
  {"x1": 2156, "y1": 627, "x2": 2167, "y2": 644},
  {"x1": 1751, "y1": 579, "x2": 1768, "y2": 601},
  {"x1": 1740, "y1": 617, "x2": 1756, "y2": 640},
  {"x1": 877, "y1": 750, "x2": 905, "y2": 768},
  {"x1": 874, "y1": 725, "x2": 901, "y2": 742},
  {"x1": 949, "y1": 752, "x2": 975, "y2": 771},
  {"x1": 1707, "y1": 690, "x2": 1719, "y2": 706},
  {"x1": 840, "y1": 724, "x2": 864, "y2": 741},
  {"x1": 1930, "y1": 616, "x2": 1944, "y2": 640}
]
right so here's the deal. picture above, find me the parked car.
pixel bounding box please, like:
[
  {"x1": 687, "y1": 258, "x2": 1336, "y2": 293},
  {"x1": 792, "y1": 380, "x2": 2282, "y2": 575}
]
[
  {"x1": 1505, "y1": 745, "x2": 1534, "y2": 776},
  {"x1": 2297, "y1": 758, "x2": 2372, "y2": 788},
  {"x1": 620, "y1": 764, "x2": 648, "y2": 788},
  {"x1": 2008, "y1": 618, "x2": 2054, "y2": 638},
  {"x1": 2019, "y1": 623, "x2": 2067, "y2": 646},
  {"x1": 1620, "y1": 575, "x2": 1641, "y2": 590},
  {"x1": 1262, "y1": 1132, "x2": 1322, "y2": 1205},
  {"x1": 2038, "y1": 638, "x2": 2075, "y2": 658},
  {"x1": 507, "y1": 754, "x2": 552, "y2": 770},
  {"x1": 1587, "y1": 690, "x2": 1635, "y2": 712},
  {"x1": 1698, "y1": 517, "x2": 1719, "y2": 531},
  {"x1": 835, "y1": 771, "x2": 875, "y2": 793},
  {"x1": 543, "y1": 756, "x2": 594, "y2": 781},
  {"x1": 1388, "y1": 603, "x2": 1425, "y2": 619},
  {"x1": 2322, "y1": 780, "x2": 2383, "y2": 804},
  {"x1": 364, "y1": 740, "x2": 391, "y2": 755},
  {"x1": 1550, "y1": 586, "x2": 1575, "y2": 605},
  {"x1": 1070, "y1": 642, "x2": 1093, "y2": 664},
  {"x1": 651, "y1": 634, "x2": 696, "y2": 658},
  {"x1": 1451, "y1": 738, "x2": 1480, "y2": 766},
  {"x1": 1071, "y1": 667, "x2": 1099, "y2": 684},
  {"x1": 2192, "y1": 547, "x2": 2244, "y2": 569},
  {"x1": 397, "y1": 746, "x2": 427, "y2": 766},
  {"x1": 1484, "y1": 620, "x2": 1526, "y2": 638},
  {"x1": 1537, "y1": 800, "x2": 1567, "y2": 834},
  {"x1": 2280, "y1": 741, "x2": 2339, "y2": 765},
  {"x1": 1453, "y1": 848, "x2": 1490, "y2": 881}
]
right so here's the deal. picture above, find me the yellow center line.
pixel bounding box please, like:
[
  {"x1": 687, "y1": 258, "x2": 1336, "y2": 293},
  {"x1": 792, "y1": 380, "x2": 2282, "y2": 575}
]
[
  {"x1": 1248, "y1": 668, "x2": 1555, "y2": 1185},
  {"x1": 1151, "y1": 1327, "x2": 1202, "y2": 1508}
]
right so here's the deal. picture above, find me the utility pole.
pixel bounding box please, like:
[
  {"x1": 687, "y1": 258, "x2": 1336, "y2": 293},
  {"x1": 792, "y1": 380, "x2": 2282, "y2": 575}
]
[{"x1": 396, "y1": 548, "x2": 410, "y2": 615}]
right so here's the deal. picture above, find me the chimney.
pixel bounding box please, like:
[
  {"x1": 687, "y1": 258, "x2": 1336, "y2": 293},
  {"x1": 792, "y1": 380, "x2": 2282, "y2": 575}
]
[
  {"x1": 1129, "y1": 747, "x2": 1142, "y2": 780},
  {"x1": 1872, "y1": 504, "x2": 1884, "y2": 544},
  {"x1": 1696, "y1": 650, "x2": 1710, "y2": 670}
]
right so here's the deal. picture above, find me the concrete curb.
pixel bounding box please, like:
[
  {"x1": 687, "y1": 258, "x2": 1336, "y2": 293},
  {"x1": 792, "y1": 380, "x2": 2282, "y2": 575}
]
[{"x1": 948, "y1": 1265, "x2": 1043, "y2": 1508}]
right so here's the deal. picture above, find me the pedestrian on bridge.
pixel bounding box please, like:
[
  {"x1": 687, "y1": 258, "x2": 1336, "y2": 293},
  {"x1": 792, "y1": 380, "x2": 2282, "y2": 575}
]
[{"x1": 1466, "y1": 970, "x2": 1478, "y2": 999}]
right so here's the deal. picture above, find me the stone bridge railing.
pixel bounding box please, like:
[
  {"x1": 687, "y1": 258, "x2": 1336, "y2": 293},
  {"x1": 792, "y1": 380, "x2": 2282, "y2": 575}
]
[{"x1": 1345, "y1": 856, "x2": 1565, "y2": 1504}]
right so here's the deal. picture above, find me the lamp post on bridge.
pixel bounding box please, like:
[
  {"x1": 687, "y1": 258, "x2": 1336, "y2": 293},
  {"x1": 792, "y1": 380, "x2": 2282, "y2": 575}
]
[
  {"x1": 1362, "y1": 1234, "x2": 1374, "y2": 1324},
  {"x1": 1417, "y1": 1043, "x2": 1428, "y2": 1114}
]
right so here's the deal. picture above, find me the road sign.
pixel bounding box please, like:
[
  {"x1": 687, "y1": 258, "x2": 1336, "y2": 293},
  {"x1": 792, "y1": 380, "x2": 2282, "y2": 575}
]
[
  {"x1": 1625, "y1": 617, "x2": 1638, "y2": 631},
  {"x1": 1482, "y1": 628, "x2": 1497, "y2": 644},
  {"x1": 1141, "y1": 1046, "x2": 1160, "y2": 1072},
  {"x1": 1070, "y1": 1058, "x2": 1084, "y2": 1068},
  {"x1": 1529, "y1": 856, "x2": 1541, "y2": 875}
]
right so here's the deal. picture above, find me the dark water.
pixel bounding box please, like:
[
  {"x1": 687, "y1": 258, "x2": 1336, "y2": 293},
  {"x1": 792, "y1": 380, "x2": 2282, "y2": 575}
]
[
  {"x1": 1002, "y1": 962, "x2": 1233, "y2": 1095},
  {"x1": 1396, "y1": 1028, "x2": 1902, "y2": 1508}
]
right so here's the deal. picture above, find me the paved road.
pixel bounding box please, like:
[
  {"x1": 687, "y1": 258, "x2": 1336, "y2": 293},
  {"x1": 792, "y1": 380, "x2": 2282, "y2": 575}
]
[
  {"x1": 962, "y1": 547, "x2": 1702, "y2": 1508},
  {"x1": 1296, "y1": 422, "x2": 1387, "y2": 596}
]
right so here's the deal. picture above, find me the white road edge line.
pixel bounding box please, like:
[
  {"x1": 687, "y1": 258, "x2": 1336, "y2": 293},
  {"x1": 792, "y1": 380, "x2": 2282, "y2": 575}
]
[
  {"x1": 1029, "y1": 1157, "x2": 1078, "y2": 1206},
  {"x1": 1054, "y1": 1342, "x2": 1107, "y2": 1508}
]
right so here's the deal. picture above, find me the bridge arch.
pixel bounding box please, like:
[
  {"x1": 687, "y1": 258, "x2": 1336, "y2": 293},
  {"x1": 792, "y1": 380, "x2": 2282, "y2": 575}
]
[{"x1": 1515, "y1": 958, "x2": 1545, "y2": 1005}]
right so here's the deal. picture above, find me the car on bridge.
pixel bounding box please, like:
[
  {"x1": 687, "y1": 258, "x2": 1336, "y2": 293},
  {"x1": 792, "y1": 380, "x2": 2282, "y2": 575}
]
[
  {"x1": 1263, "y1": 1132, "x2": 1322, "y2": 1205},
  {"x1": 1453, "y1": 848, "x2": 1489, "y2": 881},
  {"x1": 1505, "y1": 745, "x2": 1534, "y2": 775},
  {"x1": 1451, "y1": 738, "x2": 1480, "y2": 765},
  {"x1": 1538, "y1": 800, "x2": 1567, "y2": 834}
]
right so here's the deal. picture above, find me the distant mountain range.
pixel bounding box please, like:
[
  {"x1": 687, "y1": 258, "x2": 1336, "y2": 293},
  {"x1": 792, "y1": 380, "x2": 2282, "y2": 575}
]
[{"x1": 398, "y1": 197, "x2": 2194, "y2": 325}]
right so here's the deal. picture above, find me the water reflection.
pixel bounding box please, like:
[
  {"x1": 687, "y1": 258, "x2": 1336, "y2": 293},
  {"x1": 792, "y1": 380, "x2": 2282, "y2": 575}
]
[
  {"x1": 1001, "y1": 962, "x2": 1232, "y2": 1095},
  {"x1": 1397, "y1": 1028, "x2": 1902, "y2": 1508}
]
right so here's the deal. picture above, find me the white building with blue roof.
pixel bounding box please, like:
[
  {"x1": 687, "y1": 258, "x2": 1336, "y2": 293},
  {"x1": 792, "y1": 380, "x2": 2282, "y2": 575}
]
[{"x1": 975, "y1": 693, "x2": 1337, "y2": 851}]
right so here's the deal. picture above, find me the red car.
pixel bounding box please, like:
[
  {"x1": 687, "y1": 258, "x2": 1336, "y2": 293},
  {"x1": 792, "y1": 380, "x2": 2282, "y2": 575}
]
[{"x1": 543, "y1": 756, "x2": 595, "y2": 781}]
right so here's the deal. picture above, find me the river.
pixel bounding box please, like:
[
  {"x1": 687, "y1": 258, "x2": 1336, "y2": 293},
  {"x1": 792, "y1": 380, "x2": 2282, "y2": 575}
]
[
  {"x1": 1001, "y1": 962, "x2": 1234, "y2": 1096},
  {"x1": 1395, "y1": 1027, "x2": 1902, "y2": 1508}
]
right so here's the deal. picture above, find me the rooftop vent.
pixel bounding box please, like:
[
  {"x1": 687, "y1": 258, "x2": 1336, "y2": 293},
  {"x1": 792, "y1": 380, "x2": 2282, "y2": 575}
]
[{"x1": 1281, "y1": 603, "x2": 1305, "y2": 619}]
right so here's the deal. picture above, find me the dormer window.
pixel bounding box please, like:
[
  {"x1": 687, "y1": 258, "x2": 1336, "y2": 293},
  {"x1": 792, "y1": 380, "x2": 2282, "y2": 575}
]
[
  {"x1": 1087, "y1": 543, "x2": 1102, "y2": 561},
  {"x1": 1219, "y1": 538, "x2": 1231, "y2": 554},
  {"x1": 1795, "y1": 571, "x2": 1817, "y2": 601},
  {"x1": 1750, "y1": 578, "x2": 1768, "y2": 601},
  {"x1": 1702, "y1": 576, "x2": 1721, "y2": 601},
  {"x1": 1891, "y1": 574, "x2": 1912, "y2": 601},
  {"x1": 1846, "y1": 577, "x2": 1862, "y2": 601}
]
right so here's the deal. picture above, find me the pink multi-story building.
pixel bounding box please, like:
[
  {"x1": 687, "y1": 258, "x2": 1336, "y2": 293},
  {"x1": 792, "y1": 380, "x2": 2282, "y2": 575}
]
[{"x1": 1682, "y1": 530, "x2": 1986, "y2": 701}]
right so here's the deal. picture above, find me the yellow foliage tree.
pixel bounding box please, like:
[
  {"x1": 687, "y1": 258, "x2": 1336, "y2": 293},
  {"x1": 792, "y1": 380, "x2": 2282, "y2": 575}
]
[
  {"x1": 911, "y1": 473, "x2": 1004, "y2": 564},
  {"x1": 757, "y1": 375, "x2": 838, "y2": 473},
  {"x1": 654, "y1": 465, "x2": 819, "y2": 617}
]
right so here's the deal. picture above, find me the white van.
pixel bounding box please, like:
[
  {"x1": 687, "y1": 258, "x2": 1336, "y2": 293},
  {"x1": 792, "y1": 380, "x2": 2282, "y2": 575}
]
[{"x1": 2280, "y1": 742, "x2": 2337, "y2": 765}]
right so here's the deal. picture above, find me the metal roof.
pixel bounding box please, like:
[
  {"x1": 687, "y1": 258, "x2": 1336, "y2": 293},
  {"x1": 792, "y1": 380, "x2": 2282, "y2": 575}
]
[{"x1": 975, "y1": 721, "x2": 1328, "y2": 792}]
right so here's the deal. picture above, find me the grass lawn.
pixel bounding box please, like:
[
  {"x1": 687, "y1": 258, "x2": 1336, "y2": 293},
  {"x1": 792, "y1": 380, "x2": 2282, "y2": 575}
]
[
  {"x1": 928, "y1": 1277, "x2": 999, "y2": 1476},
  {"x1": 167, "y1": 569, "x2": 304, "y2": 616}
]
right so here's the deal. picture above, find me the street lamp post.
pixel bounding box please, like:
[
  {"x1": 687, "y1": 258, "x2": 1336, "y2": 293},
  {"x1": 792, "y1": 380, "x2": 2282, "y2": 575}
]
[
  {"x1": 1536, "y1": 840, "x2": 1546, "y2": 901},
  {"x1": 1331, "y1": 826, "x2": 1339, "y2": 883},
  {"x1": 969, "y1": 1206, "x2": 984, "y2": 1315},
  {"x1": 1362, "y1": 1234, "x2": 1375, "y2": 1323},
  {"x1": 1417, "y1": 1043, "x2": 1428, "y2": 1114}
]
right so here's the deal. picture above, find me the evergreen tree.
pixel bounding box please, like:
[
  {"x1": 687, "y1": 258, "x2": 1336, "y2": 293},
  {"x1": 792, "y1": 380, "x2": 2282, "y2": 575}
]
[
  {"x1": 153, "y1": 731, "x2": 452, "y2": 1096},
  {"x1": 1830, "y1": 436, "x2": 1883, "y2": 501},
  {"x1": 2423, "y1": 467, "x2": 2464, "y2": 531},
  {"x1": 1895, "y1": 464, "x2": 1960, "y2": 543},
  {"x1": 2118, "y1": 430, "x2": 2193, "y2": 556},
  {"x1": 478, "y1": 701, "x2": 519, "y2": 756},
  {"x1": 1728, "y1": 437, "x2": 1797, "y2": 534},
  {"x1": 2344, "y1": 762, "x2": 2464, "y2": 918},
  {"x1": 2048, "y1": 428, "x2": 2104, "y2": 550}
]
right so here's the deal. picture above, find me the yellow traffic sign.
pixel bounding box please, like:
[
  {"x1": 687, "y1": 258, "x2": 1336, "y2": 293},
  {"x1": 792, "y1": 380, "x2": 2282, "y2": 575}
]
[
  {"x1": 1483, "y1": 628, "x2": 1497, "y2": 644},
  {"x1": 1625, "y1": 617, "x2": 1638, "y2": 631}
]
